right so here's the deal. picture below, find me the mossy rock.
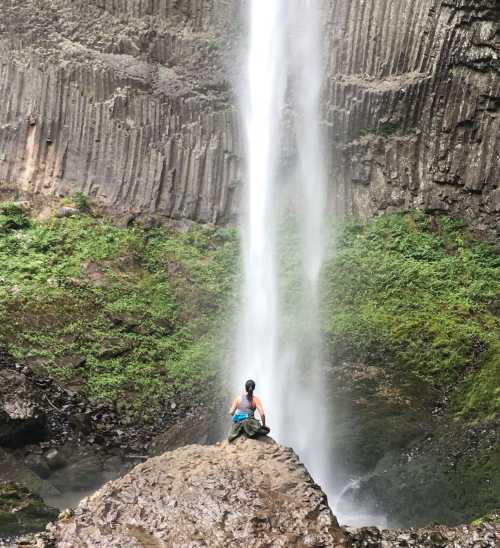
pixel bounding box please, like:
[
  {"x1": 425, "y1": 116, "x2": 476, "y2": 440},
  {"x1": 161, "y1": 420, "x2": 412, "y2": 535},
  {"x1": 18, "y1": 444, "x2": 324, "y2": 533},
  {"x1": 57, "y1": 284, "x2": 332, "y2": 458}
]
[
  {"x1": 327, "y1": 362, "x2": 438, "y2": 475},
  {"x1": 0, "y1": 481, "x2": 58, "y2": 537},
  {"x1": 351, "y1": 423, "x2": 500, "y2": 527}
]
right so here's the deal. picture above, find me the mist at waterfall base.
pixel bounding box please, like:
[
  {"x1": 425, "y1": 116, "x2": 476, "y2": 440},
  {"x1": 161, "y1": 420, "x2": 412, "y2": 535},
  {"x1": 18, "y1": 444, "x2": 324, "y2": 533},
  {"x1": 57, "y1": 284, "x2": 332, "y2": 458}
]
[{"x1": 233, "y1": 0, "x2": 387, "y2": 529}]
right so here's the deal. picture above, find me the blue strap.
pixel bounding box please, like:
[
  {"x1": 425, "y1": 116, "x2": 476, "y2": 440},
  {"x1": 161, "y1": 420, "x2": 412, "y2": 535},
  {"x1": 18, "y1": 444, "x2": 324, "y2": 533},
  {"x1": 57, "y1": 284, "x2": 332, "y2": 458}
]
[{"x1": 232, "y1": 412, "x2": 249, "y2": 423}]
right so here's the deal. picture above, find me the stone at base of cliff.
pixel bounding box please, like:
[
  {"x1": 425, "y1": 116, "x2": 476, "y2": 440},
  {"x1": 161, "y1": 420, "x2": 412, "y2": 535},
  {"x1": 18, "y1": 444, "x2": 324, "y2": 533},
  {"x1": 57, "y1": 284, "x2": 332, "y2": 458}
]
[
  {"x1": 349, "y1": 520, "x2": 499, "y2": 547},
  {"x1": 0, "y1": 370, "x2": 46, "y2": 448},
  {"x1": 0, "y1": 482, "x2": 58, "y2": 537},
  {"x1": 47, "y1": 437, "x2": 347, "y2": 547}
]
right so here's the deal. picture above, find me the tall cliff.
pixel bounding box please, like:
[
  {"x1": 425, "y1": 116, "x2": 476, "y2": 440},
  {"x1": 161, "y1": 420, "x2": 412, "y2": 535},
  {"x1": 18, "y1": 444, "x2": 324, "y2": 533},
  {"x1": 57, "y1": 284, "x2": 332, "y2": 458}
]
[
  {"x1": 0, "y1": 0, "x2": 498, "y2": 235},
  {"x1": 324, "y1": 0, "x2": 500, "y2": 239},
  {"x1": 0, "y1": 0, "x2": 241, "y2": 223}
]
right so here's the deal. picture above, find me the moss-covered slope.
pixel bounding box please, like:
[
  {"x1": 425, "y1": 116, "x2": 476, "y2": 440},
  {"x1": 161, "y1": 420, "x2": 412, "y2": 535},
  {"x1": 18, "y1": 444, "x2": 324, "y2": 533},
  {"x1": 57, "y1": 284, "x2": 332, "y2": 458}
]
[
  {"x1": 323, "y1": 212, "x2": 499, "y2": 420},
  {"x1": 320, "y1": 212, "x2": 499, "y2": 526},
  {"x1": 0, "y1": 201, "x2": 238, "y2": 417}
]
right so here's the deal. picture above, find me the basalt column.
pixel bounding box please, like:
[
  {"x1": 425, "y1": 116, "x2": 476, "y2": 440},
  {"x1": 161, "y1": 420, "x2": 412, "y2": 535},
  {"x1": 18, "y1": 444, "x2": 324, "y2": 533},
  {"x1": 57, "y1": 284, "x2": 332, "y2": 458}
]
[
  {"x1": 322, "y1": 0, "x2": 500, "y2": 238},
  {"x1": 0, "y1": 0, "x2": 241, "y2": 223}
]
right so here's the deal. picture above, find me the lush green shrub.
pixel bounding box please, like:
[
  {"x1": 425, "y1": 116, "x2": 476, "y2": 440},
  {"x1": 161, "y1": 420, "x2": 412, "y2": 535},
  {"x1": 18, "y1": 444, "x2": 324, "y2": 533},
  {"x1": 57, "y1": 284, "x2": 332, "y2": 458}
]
[
  {"x1": 73, "y1": 191, "x2": 91, "y2": 213},
  {"x1": 0, "y1": 203, "x2": 30, "y2": 233},
  {"x1": 322, "y1": 211, "x2": 500, "y2": 419},
  {"x1": 0, "y1": 209, "x2": 239, "y2": 414}
]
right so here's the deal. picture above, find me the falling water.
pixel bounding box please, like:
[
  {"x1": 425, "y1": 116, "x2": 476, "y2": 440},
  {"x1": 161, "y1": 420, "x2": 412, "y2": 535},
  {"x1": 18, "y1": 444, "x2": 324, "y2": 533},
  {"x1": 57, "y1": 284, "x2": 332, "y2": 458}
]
[
  {"x1": 236, "y1": 0, "x2": 288, "y2": 425},
  {"x1": 235, "y1": 1, "x2": 388, "y2": 528},
  {"x1": 236, "y1": 0, "x2": 330, "y2": 508},
  {"x1": 284, "y1": 0, "x2": 330, "y2": 483}
]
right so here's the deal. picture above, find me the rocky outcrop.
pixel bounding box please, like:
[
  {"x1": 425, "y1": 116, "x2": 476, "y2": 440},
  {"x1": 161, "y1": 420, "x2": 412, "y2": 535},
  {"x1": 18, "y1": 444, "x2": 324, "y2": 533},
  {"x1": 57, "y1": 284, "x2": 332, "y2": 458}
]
[
  {"x1": 0, "y1": 348, "x2": 226, "y2": 523},
  {"x1": 0, "y1": 481, "x2": 58, "y2": 538},
  {"x1": 0, "y1": 349, "x2": 149, "y2": 454},
  {"x1": 323, "y1": 0, "x2": 500, "y2": 238},
  {"x1": 349, "y1": 520, "x2": 499, "y2": 547},
  {"x1": 0, "y1": 369, "x2": 46, "y2": 447},
  {"x1": 14, "y1": 438, "x2": 499, "y2": 547},
  {"x1": 45, "y1": 438, "x2": 347, "y2": 547},
  {"x1": 348, "y1": 418, "x2": 500, "y2": 528},
  {"x1": 1, "y1": 1, "x2": 499, "y2": 235}
]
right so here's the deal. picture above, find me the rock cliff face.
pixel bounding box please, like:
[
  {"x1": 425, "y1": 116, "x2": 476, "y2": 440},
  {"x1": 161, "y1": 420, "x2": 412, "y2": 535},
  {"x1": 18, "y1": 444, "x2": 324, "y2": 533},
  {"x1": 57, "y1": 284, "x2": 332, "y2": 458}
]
[
  {"x1": 0, "y1": 0, "x2": 498, "y2": 235},
  {"x1": 45, "y1": 437, "x2": 347, "y2": 547},
  {"x1": 323, "y1": 0, "x2": 500, "y2": 239},
  {"x1": 0, "y1": 0, "x2": 241, "y2": 223}
]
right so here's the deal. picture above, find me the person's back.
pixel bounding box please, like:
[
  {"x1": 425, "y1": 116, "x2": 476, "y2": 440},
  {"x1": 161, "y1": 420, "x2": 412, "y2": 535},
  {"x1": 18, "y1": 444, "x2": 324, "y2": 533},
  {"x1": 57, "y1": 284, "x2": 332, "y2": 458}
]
[
  {"x1": 228, "y1": 379, "x2": 269, "y2": 442},
  {"x1": 234, "y1": 392, "x2": 261, "y2": 414}
]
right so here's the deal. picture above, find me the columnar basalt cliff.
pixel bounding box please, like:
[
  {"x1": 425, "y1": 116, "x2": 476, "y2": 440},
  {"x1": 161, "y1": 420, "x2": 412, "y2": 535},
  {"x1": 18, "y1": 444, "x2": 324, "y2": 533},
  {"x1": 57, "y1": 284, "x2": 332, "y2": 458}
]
[
  {"x1": 0, "y1": 0, "x2": 241, "y2": 223},
  {"x1": 0, "y1": 0, "x2": 499, "y2": 236},
  {"x1": 322, "y1": 0, "x2": 500, "y2": 238}
]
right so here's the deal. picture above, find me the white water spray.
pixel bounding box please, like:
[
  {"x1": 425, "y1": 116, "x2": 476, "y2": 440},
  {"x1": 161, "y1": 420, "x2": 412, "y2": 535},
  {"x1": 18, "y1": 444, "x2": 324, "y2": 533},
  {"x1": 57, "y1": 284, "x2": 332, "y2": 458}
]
[
  {"x1": 236, "y1": 0, "x2": 330, "y2": 504},
  {"x1": 236, "y1": 0, "x2": 288, "y2": 425},
  {"x1": 235, "y1": 1, "x2": 389, "y2": 529},
  {"x1": 284, "y1": 0, "x2": 330, "y2": 482}
]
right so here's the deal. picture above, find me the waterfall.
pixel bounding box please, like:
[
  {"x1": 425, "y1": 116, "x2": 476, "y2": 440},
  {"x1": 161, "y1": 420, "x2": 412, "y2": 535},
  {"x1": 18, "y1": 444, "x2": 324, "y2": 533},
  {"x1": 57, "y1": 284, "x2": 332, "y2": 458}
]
[
  {"x1": 236, "y1": 0, "x2": 288, "y2": 431},
  {"x1": 236, "y1": 0, "x2": 331, "y2": 506},
  {"x1": 285, "y1": 0, "x2": 330, "y2": 485}
]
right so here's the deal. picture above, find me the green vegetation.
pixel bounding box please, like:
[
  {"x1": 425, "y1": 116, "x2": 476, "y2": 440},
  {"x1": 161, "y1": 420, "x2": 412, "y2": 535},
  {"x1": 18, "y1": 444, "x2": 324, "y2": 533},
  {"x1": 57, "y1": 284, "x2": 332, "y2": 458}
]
[
  {"x1": 0, "y1": 202, "x2": 498, "y2": 422},
  {"x1": 471, "y1": 510, "x2": 500, "y2": 526},
  {"x1": 0, "y1": 201, "x2": 239, "y2": 415},
  {"x1": 322, "y1": 211, "x2": 500, "y2": 419},
  {"x1": 0, "y1": 202, "x2": 30, "y2": 233},
  {"x1": 72, "y1": 191, "x2": 91, "y2": 213}
]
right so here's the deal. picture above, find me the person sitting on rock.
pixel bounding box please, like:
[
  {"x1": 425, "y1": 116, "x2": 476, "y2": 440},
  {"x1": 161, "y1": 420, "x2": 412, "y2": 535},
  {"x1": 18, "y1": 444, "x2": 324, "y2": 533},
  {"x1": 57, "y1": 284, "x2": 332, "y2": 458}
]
[{"x1": 228, "y1": 379, "x2": 270, "y2": 442}]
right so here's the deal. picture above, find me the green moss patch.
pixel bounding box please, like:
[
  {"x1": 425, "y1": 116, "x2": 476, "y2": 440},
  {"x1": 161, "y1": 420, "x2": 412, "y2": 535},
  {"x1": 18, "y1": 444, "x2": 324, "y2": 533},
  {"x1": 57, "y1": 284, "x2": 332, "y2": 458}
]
[
  {"x1": 322, "y1": 211, "x2": 500, "y2": 420},
  {"x1": 0, "y1": 481, "x2": 58, "y2": 536},
  {"x1": 0, "y1": 203, "x2": 239, "y2": 416}
]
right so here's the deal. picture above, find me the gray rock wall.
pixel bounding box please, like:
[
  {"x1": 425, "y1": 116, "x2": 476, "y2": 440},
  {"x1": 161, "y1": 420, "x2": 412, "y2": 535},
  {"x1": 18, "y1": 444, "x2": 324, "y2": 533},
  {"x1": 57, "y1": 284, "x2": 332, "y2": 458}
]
[
  {"x1": 0, "y1": 0, "x2": 498, "y2": 235},
  {"x1": 0, "y1": 0, "x2": 241, "y2": 223},
  {"x1": 323, "y1": 0, "x2": 500, "y2": 238}
]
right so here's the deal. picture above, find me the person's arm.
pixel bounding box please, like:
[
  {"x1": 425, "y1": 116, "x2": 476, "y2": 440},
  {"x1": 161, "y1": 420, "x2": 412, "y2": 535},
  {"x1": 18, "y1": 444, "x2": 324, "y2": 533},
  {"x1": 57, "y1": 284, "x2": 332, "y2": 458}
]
[
  {"x1": 254, "y1": 397, "x2": 266, "y2": 427},
  {"x1": 228, "y1": 397, "x2": 239, "y2": 415}
]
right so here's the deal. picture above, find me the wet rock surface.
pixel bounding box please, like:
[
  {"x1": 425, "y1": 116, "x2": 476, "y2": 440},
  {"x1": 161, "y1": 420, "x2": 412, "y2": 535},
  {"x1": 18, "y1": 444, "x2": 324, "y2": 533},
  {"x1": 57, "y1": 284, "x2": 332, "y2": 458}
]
[
  {"x1": 348, "y1": 419, "x2": 500, "y2": 528},
  {"x1": 328, "y1": 361, "x2": 439, "y2": 476},
  {"x1": 44, "y1": 438, "x2": 347, "y2": 547},
  {"x1": 0, "y1": 482, "x2": 58, "y2": 538},
  {"x1": 325, "y1": 357, "x2": 499, "y2": 528},
  {"x1": 348, "y1": 519, "x2": 500, "y2": 547},
  {"x1": 0, "y1": 370, "x2": 46, "y2": 448},
  {"x1": 0, "y1": 347, "x2": 224, "y2": 537}
]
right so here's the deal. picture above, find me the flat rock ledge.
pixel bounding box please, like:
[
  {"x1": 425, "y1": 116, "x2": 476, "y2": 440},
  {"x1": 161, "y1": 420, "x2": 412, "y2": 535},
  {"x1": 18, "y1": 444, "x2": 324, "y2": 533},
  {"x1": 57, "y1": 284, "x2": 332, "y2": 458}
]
[{"x1": 45, "y1": 437, "x2": 347, "y2": 547}]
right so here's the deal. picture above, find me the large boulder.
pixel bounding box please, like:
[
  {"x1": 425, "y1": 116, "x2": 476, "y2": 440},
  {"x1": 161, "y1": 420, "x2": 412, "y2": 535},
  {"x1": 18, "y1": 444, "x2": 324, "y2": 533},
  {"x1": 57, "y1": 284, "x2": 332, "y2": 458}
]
[
  {"x1": 0, "y1": 370, "x2": 46, "y2": 448},
  {"x1": 47, "y1": 438, "x2": 347, "y2": 547}
]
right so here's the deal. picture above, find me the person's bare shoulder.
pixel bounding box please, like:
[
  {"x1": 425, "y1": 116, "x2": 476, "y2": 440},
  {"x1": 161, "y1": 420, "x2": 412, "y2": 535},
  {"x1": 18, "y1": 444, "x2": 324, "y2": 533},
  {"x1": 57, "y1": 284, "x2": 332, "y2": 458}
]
[{"x1": 254, "y1": 395, "x2": 264, "y2": 410}]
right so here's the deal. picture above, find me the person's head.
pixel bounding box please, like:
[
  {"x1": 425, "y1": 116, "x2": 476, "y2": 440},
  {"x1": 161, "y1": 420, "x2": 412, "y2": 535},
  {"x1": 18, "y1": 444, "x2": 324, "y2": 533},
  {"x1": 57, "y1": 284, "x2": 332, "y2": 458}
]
[{"x1": 245, "y1": 379, "x2": 255, "y2": 403}]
